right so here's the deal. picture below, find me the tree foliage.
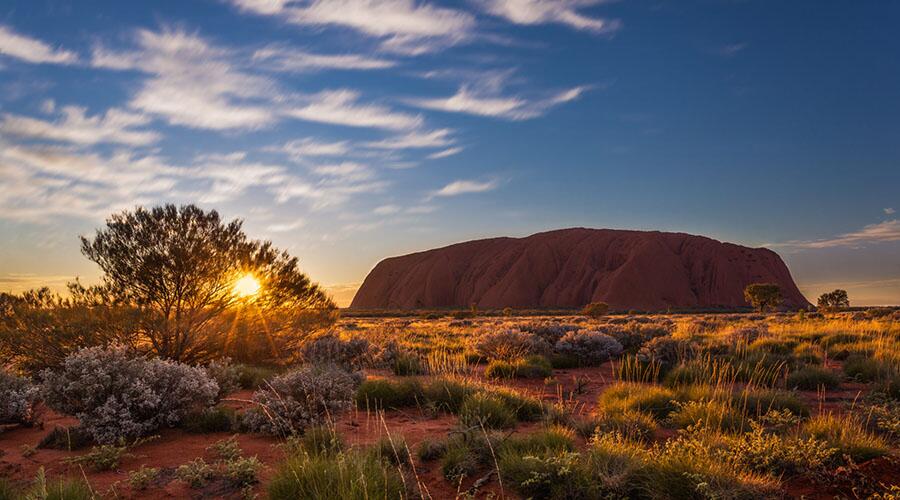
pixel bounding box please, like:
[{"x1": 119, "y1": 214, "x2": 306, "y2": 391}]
[
  {"x1": 582, "y1": 301, "x2": 610, "y2": 318},
  {"x1": 817, "y1": 289, "x2": 849, "y2": 311},
  {"x1": 78, "y1": 204, "x2": 335, "y2": 363},
  {"x1": 743, "y1": 283, "x2": 783, "y2": 312}
]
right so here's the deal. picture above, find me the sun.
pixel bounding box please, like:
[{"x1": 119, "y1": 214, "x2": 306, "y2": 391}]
[{"x1": 233, "y1": 273, "x2": 261, "y2": 298}]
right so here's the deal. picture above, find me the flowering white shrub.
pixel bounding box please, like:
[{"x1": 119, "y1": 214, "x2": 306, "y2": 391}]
[
  {"x1": 42, "y1": 346, "x2": 219, "y2": 444},
  {"x1": 469, "y1": 328, "x2": 551, "y2": 361},
  {"x1": 554, "y1": 330, "x2": 623, "y2": 365},
  {"x1": 301, "y1": 333, "x2": 371, "y2": 370},
  {"x1": 204, "y1": 358, "x2": 240, "y2": 399},
  {"x1": 242, "y1": 364, "x2": 359, "y2": 436},
  {"x1": 0, "y1": 369, "x2": 40, "y2": 425}
]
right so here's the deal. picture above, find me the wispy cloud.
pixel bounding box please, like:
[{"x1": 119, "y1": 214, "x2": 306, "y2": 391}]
[
  {"x1": 0, "y1": 25, "x2": 77, "y2": 64},
  {"x1": 365, "y1": 128, "x2": 454, "y2": 149},
  {"x1": 779, "y1": 220, "x2": 900, "y2": 249},
  {"x1": 885, "y1": 208, "x2": 896, "y2": 215},
  {"x1": 715, "y1": 42, "x2": 748, "y2": 57},
  {"x1": 285, "y1": 89, "x2": 423, "y2": 130},
  {"x1": 252, "y1": 44, "x2": 397, "y2": 72},
  {"x1": 0, "y1": 106, "x2": 159, "y2": 146},
  {"x1": 481, "y1": 0, "x2": 621, "y2": 33},
  {"x1": 92, "y1": 28, "x2": 276, "y2": 130},
  {"x1": 229, "y1": 0, "x2": 474, "y2": 53},
  {"x1": 274, "y1": 138, "x2": 351, "y2": 160},
  {"x1": 430, "y1": 179, "x2": 499, "y2": 198},
  {"x1": 265, "y1": 220, "x2": 305, "y2": 232},
  {"x1": 407, "y1": 85, "x2": 588, "y2": 120},
  {"x1": 427, "y1": 146, "x2": 463, "y2": 159}
]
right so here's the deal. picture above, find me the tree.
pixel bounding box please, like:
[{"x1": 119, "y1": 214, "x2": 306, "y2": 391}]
[
  {"x1": 80, "y1": 204, "x2": 334, "y2": 362},
  {"x1": 582, "y1": 301, "x2": 610, "y2": 318},
  {"x1": 817, "y1": 289, "x2": 849, "y2": 311},
  {"x1": 743, "y1": 283, "x2": 782, "y2": 312}
]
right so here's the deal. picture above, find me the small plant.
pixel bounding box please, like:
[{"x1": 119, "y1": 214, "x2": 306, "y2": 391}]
[
  {"x1": 64, "y1": 435, "x2": 156, "y2": 471},
  {"x1": 268, "y1": 449, "x2": 405, "y2": 500},
  {"x1": 20, "y1": 468, "x2": 94, "y2": 500},
  {"x1": 209, "y1": 435, "x2": 243, "y2": 461},
  {"x1": 225, "y1": 456, "x2": 263, "y2": 486},
  {"x1": 128, "y1": 465, "x2": 160, "y2": 490},
  {"x1": 391, "y1": 352, "x2": 425, "y2": 375},
  {"x1": 373, "y1": 434, "x2": 410, "y2": 466},
  {"x1": 291, "y1": 425, "x2": 345, "y2": 456},
  {"x1": 176, "y1": 458, "x2": 215, "y2": 488},
  {"x1": 20, "y1": 444, "x2": 37, "y2": 457}
]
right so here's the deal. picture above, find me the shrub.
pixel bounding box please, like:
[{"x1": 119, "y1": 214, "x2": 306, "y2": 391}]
[
  {"x1": 469, "y1": 328, "x2": 550, "y2": 361},
  {"x1": 355, "y1": 378, "x2": 422, "y2": 410},
  {"x1": 21, "y1": 469, "x2": 94, "y2": 500},
  {"x1": 301, "y1": 333, "x2": 371, "y2": 371},
  {"x1": 669, "y1": 399, "x2": 746, "y2": 432},
  {"x1": 416, "y1": 439, "x2": 447, "y2": 461},
  {"x1": 391, "y1": 352, "x2": 425, "y2": 375},
  {"x1": 242, "y1": 364, "x2": 359, "y2": 436},
  {"x1": 204, "y1": 358, "x2": 241, "y2": 398},
  {"x1": 786, "y1": 366, "x2": 841, "y2": 390},
  {"x1": 735, "y1": 388, "x2": 808, "y2": 418},
  {"x1": 844, "y1": 355, "x2": 893, "y2": 382},
  {"x1": 554, "y1": 330, "x2": 623, "y2": 365},
  {"x1": 268, "y1": 449, "x2": 405, "y2": 500},
  {"x1": 184, "y1": 406, "x2": 236, "y2": 433},
  {"x1": 801, "y1": 414, "x2": 888, "y2": 462},
  {"x1": 128, "y1": 465, "x2": 160, "y2": 490},
  {"x1": 599, "y1": 383, "x2": 677, "y2": 420},
  {"x1": 225, "y1": 456, "x2": 262, "y2": 486},
  {"x1": 42, "y1": 346, "x2": 218, "y2": 444},
  {"x1": 459, "y1": 392, "x2": 517, "y2": 429},
  {"x1": 176, "y1": 458, "x2": 215, "y2": 488},
  {"x1": 725, "y1": 423, "x2": 834, "y2": 475},
  {"x1": 485, "y1": 355, "x2": 553, "y2": 379},
  {"x1": 423, "y1": 378, "x2": 474, "y2": 413},
  {"x1": 0, "y1": 368, "x2": 40, "y2": 425},
  {"x1": 576, "y1": 410, "x2": 657, "y2": 441},
  {"x1": 490, "y1": 388, "x2": 545, "y2": 422},
  {"x1": 234, "y1": 364, "x2": 277, "y2": 390},
  {"x1": 637, "y1": 337, "x2": 690, "y2": 371},
  {"x1": 293, "y1": 426, "x2": 345, "y2": 456},
  {"x1": 374, "y1": 434, "x2": 410, "y2": 466},
  {"x1": 582, "y1": 301, "x2": 609, "y2": 318}
]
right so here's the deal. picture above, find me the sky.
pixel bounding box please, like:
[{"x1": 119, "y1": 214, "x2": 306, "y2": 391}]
[{"x1": 0, "y1": 0, "x2": 898, "y2": 307}]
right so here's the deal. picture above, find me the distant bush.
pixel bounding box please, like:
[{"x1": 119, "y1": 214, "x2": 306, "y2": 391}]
[
  {"x1": 459, "y1": 392, "x2": 517, "y2": 429},
  {"x1": 355, "y1": 378, "x2": 422, "y2": 409},
  {"x1": 582, "y1": 301, "x2": 610, "y2": 318},
  {"x1": 42, "y1": 346, "x2": 218, "y2": 444},
  {"x1": 301, "y1": 333, "x2": 371, "y2": 371},
  {"x1": 555, "y1": 330, "x2": 623, "y2": 365},
  {"x1": 485, "y1": 355, "x2": 552, "y2": 379},
  {"x1": 0, "y1": 368, "x2": 40, "y2": 425},
  {"x1": 204, "y1": 358, "x2": 241, "y2": 399},
  {"x1": 801, "y1": 413, "x2": 888, "y2": 463},
  {"x1": 598, "y1": 383, "x2": 677, "y2": 420},
  {"x1": 469, "y1": 328, "x2": 550, "y2": 361},
  {"x1": 242, "y1": 364, "x2": 359, "y2": 436}
]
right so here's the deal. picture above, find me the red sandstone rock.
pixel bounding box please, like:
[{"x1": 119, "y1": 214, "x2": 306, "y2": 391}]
[{"x1": 350, "y1": 228, "x2": 811, "y2": 311}]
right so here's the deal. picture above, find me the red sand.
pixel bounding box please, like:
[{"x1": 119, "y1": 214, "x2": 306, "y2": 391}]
[{"x1": 350, "y1": 228, "x2": 810, "y2": 311}]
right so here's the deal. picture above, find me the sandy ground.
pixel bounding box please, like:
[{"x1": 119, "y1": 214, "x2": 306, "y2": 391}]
[{"x1": 1, "y1": 363, "x2": 898, "y2": 498}]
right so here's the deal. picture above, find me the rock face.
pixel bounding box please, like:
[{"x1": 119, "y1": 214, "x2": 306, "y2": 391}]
[{"x1": 350, "y1": 228, "x2": 811, "y2": 311}]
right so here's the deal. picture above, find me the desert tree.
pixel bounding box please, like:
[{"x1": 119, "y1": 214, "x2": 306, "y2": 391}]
[
  {"x1": 80, "y1": 204, "x2": 334, "y2": 363},
  {"x1": 743, "y1": 283, "x2": 783, "y2": 312},
  {"x1": 817, "y1": 289, "x2": 849, "y2": 311}
]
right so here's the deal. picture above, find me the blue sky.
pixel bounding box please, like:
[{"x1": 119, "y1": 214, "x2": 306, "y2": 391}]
[{"x1": 0, "y1": 0, "x2": 898, "y2": 306}]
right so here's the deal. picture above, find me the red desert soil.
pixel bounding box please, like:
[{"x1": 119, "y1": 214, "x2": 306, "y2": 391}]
[
  {"x1": 350, "y1": 228, "x2": 811, "y2": 311},
  {"x1": 1, "y1": 365, "x2": 896, "y2": 498}
]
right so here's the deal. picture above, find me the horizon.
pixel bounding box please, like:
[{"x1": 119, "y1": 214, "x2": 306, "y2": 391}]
[{"x1": 1, "y1": 1, "x2": 898, "y2": 307}]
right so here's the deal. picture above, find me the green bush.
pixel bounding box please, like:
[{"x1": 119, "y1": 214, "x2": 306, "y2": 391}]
[
  {"x1": 355, "y1": 378, "x2": 422, "y2": 409},
  {"x1": 293, "y1": 426, "x2": 345, "y2": 456},
  {"x1": 801, "y1": 414, "x2": 888, "y2": 463},
  {"x1": 844, "y1": 355, "x2": 892, "y2": 382},
  {"x1": 423, "y1": 378, "x2": 473, "y2": 413},
  {"x1": 735, "y1": 388, "x2": 808, "y2": 418},
  {"x1": 416, "y1": 438, "x2": 447, "y2": 462},
  {"x1": 669, "y1": 399, "x2": 747, "y2": 432},
  {"x1": 184, "y1": 406, "x2": 236, "y2": 433},
  {"x1": 459, "y1": 392, "x2": 517, "y2": 429},
  {"x1": 234, "y1": 364, "x2": 277, "y2": 389},
  {"x1": 598, "y1": 383, "x2": 678, "y2": 420},
  {"x1": 22, "y1": 470, "x2": 94, "y2": 500},
  {"x1": 786, "y1": 366, "x2": 840, "y2": 390},
  {"x1": 373, "y1": 434, "x2": 410, "y2": 466},
  {"x1": 483, "y1": 359, "x2": 517, "y2": 379},
  {"x1": 485, "y1": 355, "x2": 553, "y2": 379},
  {"x1": 575, "y1": 410, "x2": 657, "y2": 441},
  {"x1": 391, "y1": 353, "x2": 425, "y2": 376},
  {"x1": 269, "y1": 450, "x2": 405, "y2": 500}
]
